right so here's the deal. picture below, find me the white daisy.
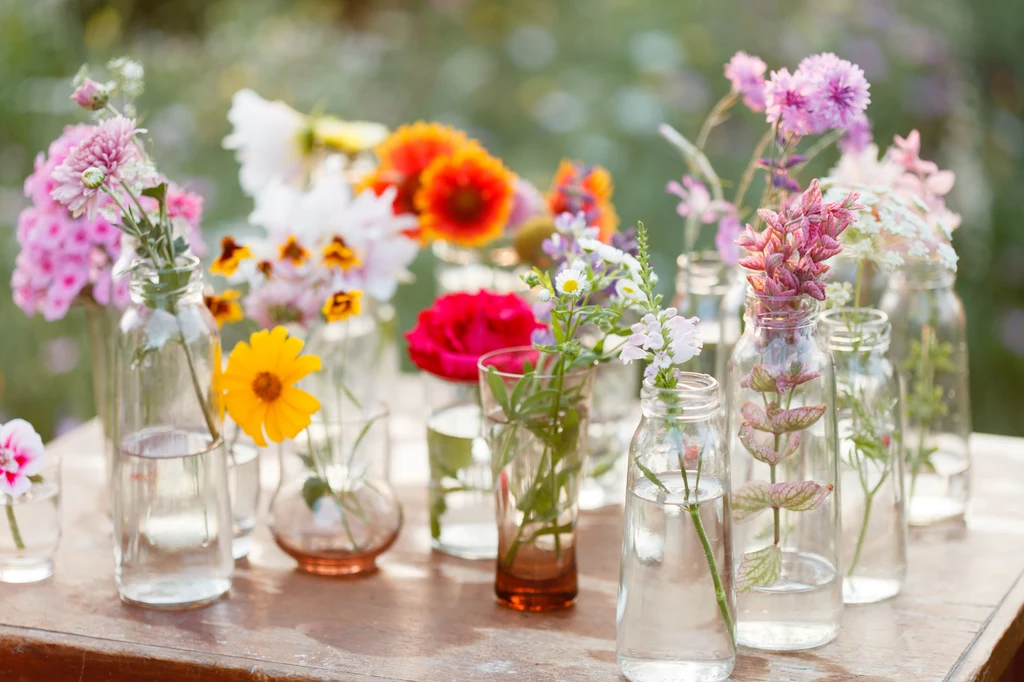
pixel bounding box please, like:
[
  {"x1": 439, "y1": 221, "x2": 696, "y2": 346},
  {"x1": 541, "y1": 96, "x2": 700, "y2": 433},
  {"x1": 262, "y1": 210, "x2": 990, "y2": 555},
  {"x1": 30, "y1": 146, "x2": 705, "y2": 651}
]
[{"x1": 555, "y1": 267, "x2": 589, "y2": 298}]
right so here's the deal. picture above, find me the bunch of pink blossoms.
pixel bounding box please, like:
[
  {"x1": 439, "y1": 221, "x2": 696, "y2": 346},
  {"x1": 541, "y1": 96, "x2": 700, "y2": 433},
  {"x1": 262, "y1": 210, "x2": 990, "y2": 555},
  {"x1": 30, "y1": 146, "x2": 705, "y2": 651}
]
[{"x1": 736, "y1": 180, "x2": 863, "y2": 304}]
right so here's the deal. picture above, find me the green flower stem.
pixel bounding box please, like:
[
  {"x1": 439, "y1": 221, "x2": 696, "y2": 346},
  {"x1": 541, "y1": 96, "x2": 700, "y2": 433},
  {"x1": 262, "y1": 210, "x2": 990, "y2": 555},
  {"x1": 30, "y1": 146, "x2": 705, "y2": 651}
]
[
  {"x1": 847, "y1": 472, "x2": 888, "y2": 577},
  {"x1": 688, "y1": 505, "x2": 735, "y2": 645},
  {"x1": 6, "y1": 504, "x2": 25, "y2": 551},
  {"x1": 770, "y1": 464, "x2": 780, "y2": 546},
  {"x1": 734, "y1": 129, "x2": 774, "y2": 213},
  {"x1": 909, "y1": 324, "x2": 934, "y2": 500}
]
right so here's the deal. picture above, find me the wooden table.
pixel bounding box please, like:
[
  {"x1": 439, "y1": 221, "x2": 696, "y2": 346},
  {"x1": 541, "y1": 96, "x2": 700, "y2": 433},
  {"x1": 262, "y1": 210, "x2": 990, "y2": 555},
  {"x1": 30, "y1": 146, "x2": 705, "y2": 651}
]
[{"x1": 2, "y1": 409, "x2": 1024, "y2": 681}]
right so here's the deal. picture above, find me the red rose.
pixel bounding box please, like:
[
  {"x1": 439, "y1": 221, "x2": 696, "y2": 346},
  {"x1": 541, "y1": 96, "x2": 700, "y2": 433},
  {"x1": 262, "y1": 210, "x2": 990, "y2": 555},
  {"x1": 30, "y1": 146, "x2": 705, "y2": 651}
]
[{"x1": 405, "y1": 290, "x2": 544, "y2": 383}]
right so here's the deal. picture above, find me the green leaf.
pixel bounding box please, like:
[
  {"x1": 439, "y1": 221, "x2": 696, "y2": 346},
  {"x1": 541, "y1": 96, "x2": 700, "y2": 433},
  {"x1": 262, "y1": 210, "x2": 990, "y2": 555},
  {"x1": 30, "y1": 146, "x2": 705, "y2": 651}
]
[
  {"x1": 555, "y1": 460, "x2": 583, "y2": 490},
  {"x1": 141, "y1": 182, "x2": 168, "y2": 201},
  {"x1": 737, "y1": 545, "x2": 782, "y2": 592},
  {"x1": 427, "y1": 428, "x2": 474, "y2": 479},
  {"x1": 486, "y1": 367, "x2": 510, "y2": 416},
  {"x1": 767, "y1": 481, "x2": 833, "y2": 512},
  {"x1": 508, "y1": 374, "x2": 531, "y2": 414},
  {"x1": 739, "y1": 423, "x2": 780, "y2": 465},
  {"x1": 172, "y1": 236, "x2": 189, "y2": 258},
  {"x1": 297, "y1": 452, "x2": 315, "y2": 471},
  {"x1": 349, "y1": 411, "x2": 385, "y2": 461},
  {"x1": 731, "y1": 480, "x2": 771, "y2": 521},
  {"x1": 27, "y1": 474, "x2": 44, "y2": 484},
  {"x1": 635, "y1": 458, "x2": 670, "y2": 494},
  {"x1": 301, "y1": 476, "x2": 332, "y2": 511},
  {"x1": 743, "y1": 365, "x2": 778, "y2": 394},
  {"x1": 769, "y1": 405, "x2": 826, "y2": 433}
]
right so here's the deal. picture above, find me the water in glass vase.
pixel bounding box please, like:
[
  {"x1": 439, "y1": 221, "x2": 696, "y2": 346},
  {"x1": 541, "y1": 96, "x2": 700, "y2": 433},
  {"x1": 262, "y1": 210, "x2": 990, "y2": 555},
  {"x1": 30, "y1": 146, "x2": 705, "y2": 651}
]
[
  {"x1": 426, "y1": 403, "x2": 495, "y2": 559},
  {"x1": 115, "y1": 428, "x2": 233, "y2": 609},
  {"x1": 736, "y1": 550, "x2": 842, "y2": 651},
  {"x1": 907, "y1": 437, "x2": 969, "y2": 526},
  {"x1": 1, "y1": 483, "x2": 60, "y2": 583},
  {"x1": 227, "y1": 442, "x2": 260, "y2": 560},
  {"x1": 617, "y1": 473, "x2": 734, "y2": 682}
]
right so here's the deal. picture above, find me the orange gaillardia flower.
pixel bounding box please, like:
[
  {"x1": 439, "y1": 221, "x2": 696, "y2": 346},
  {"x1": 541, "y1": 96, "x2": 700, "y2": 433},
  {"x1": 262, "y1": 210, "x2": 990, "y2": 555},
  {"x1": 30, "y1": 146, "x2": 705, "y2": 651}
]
[
  {"x1": 322, "y1": 236, "x2": 361, "y2": 272},
  {"x1": 360, "y1": 122, "x2": 478, "y2": 218},
  {"x1": 211, "y1": 237, "x2": 253, "y2": 277},
  {"x1": 278, "y1": 236, "x2": 310, "y2": 266},
  {"x1": 547, "y1": 159, "x2": 619, "y2": 243},
  {"x1": 416, "y1": 147, "x2": 516, "y2": 248},
  {"x1": 204, "y1": 289, "x2": 244, "y2": 328},
  {"x1": 221, "y1": 326, "x2": 322, "y2": 447},
  {"x1": 322, "y1": 289, "x2": 362, "y2": 323}
]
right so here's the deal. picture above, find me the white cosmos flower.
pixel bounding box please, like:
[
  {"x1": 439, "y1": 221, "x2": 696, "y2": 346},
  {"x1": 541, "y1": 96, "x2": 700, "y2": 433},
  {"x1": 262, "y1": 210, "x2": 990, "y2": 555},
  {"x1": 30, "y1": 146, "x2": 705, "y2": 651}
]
[
  {"x1": 555, "y1": 267, "x2": 589, "y2": 297},
  {"x1": 224, "y1": 89, "x2": 310, "y2": 196}
]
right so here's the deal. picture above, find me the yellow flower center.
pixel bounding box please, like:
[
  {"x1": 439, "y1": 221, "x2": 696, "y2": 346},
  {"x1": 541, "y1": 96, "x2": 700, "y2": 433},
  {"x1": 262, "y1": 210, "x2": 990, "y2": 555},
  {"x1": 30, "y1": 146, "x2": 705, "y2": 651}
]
[
  {"x1": 563, "y1": 279, "x2": 579, "y2": 292},
  {"x1": 252, "y1": 371, "x2": 282, "y2": 403}
]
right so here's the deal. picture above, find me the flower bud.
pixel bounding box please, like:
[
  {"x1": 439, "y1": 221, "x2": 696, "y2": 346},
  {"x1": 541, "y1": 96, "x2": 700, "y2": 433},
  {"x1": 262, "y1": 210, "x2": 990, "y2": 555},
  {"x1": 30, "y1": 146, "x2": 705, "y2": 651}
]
[
  {"x1": 537, "y1": 288, "x2": 552, "y2": 302},
  {"x1": 70, "y1": 79, "x2": 109, "y2": 111},
  {"x1": 81, "y1": 167, "x2": 105, "y2": 190}
]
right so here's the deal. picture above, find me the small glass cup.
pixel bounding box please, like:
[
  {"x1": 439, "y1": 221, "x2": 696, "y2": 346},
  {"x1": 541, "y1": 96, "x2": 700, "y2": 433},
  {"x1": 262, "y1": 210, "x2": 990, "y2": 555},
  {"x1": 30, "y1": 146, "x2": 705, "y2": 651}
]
[
  {"x1": 579, "y1": 361, "x2": 640, "y2": 510},
  {"x1": 424, "y1": 373, "x2": 495, "y2": 559},
  {"x1": 433, "y1": 241, "x2": 526, "y2": 295},
  {"x1": 269, "y1": 404, "x2": 402, "y2": 575},
  {"x1": 0, "y1": 454, "x2": 61, "y2": 583},
  {"x1": 224, "y1": 422, "x2": 262, "y2": 561}
]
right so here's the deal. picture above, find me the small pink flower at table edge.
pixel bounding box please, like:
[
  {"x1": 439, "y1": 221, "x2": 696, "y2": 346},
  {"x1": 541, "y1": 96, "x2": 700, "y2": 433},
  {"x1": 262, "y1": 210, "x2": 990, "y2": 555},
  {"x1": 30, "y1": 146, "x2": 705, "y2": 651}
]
[{"x1": 0, "y1": 419, "x2": 47, "y2": 551}]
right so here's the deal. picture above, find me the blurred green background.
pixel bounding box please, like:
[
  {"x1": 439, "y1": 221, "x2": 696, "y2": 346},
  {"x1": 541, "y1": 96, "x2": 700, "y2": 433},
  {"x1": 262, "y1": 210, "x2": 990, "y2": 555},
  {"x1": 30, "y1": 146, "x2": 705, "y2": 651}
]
[{"x1": 1, "y1": 0, "x2": 1021, "y2": 440}]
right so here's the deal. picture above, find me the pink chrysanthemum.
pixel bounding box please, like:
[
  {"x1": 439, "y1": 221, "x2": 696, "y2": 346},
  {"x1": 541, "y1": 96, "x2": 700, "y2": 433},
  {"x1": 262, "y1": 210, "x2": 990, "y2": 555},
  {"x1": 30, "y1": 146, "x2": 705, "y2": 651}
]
[
  {"x1": 51, "y1": 116, "x2": 140, "y2": 219},
  {"x1": 800, "y1": 53, "x2": 871, "y2": 131},
  {"x1": 725, "y1": 51, "x2": 768, "y2": 112},
  {"x1": 0, "y1": 419, "x2": 45, "y2": 498},
  {"x1": 764, "y1": 68, "x2": 815, "y2": 136}
]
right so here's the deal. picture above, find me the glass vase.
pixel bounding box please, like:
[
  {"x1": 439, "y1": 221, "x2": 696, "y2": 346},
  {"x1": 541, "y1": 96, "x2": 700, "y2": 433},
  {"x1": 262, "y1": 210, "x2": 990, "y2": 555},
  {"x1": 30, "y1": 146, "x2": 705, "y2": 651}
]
[
  {"x1": 478, "y1": 347, "x2": 596, "y2": 611},
  {"x1": 820, "y1": 309, "x2": 907, "y2": 605},
  {"x1": 580, "y1": 360, "x2": 640, "y2": 510},
  {"x1": 304, "y1": 312, "x2": 383, "y2": 416},
  {"x1": 726, "y1": 293, "x2": 842, "y2": 651},
  {"x1": 223, "y1": 421, "x2": 262, "y2": 561},
  {"x1": 269, "y1": 404, "x2": 401, "y2": 575},
  {"x1": 112, "y1": 256, "x2": 233, "y2": 609},
  {"x1": 716, "y1": 271, "x2": 750, "y2": 392},
  {"x1": 433, "y1": 241, "x2": 526, "y2": 295},
  {"x1": 616, "y1": 376, "x2": 736, "y2": 682},
  {"x1": 879, "y1": 261, "x2": 971, "y2": 526},
  {"x1": 673, "y1": 251, "x2": 737, "y2": 377},
  {"x1": 0, "y1": 453, "x2": 60, "y2": 583},
  {"x1": 424, "y1": 373, "x2": 495, "y2": 559},
  {"x1": 85, "y1": 302, "x2": 118, "y2": 498}
]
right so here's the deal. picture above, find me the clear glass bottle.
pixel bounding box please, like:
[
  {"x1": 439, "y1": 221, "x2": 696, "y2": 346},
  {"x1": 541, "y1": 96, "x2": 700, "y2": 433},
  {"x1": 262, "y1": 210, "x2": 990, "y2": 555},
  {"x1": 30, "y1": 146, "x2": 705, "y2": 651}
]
[
  {"x1": 715, "y1": 270, "x2": 750, "y2": 391},
  {"x1": 85, "y1": 302, "x2": 118, "y2": 505},
  {"x1": 113, "y1": 256, "x2": 233, "y2": 609},
  {"x1": 433, "y1": 241, "x2": 526, "y2": 295},
  {"x1": 673, "y1": 251, "x2": 736, "y2": 378},
  {"x1": 879, "y1": 261, "x2": 971, "y2": 526},
  {"x1": 820, "y1": 308, "x2": 907, "y2": 604},
  {"x1": 424, "y1": 373, "x2": 495, "y2": 559},
  {"x1": 223, "y1": 420, "x2": 262, "y2": 561},
  {"x1": 727, "y1": 293, "x2": 842, "y2": 651},
  {"x1": 478, "y1": 347, "x2": 596, "y2": 611},
  {"x1": 269, "y1": 404, "x2": 401, "y2": 575},
  {"x1": 1, "y1": 452, "x2": 60, "y2": 583},
  {"x1": 305, "y1": 312, "x2": 383, "y2": 414},
  {"x1": 617, "y1": 375, "x2": 736, "y2": 682},
  {"x1": 580, "y1": 361, "x2": 641, "y2": 511}
]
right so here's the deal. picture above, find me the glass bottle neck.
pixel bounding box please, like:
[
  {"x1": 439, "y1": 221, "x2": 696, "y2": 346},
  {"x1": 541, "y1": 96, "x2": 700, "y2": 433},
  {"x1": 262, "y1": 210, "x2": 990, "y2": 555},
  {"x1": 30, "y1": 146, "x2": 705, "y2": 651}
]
[
  {"x1": 640, "y1": 373, "x2": 719, "y2": 421},
  {"x1": 128, "y1": 256, "x2": 205, "y2": 307},
  {"x1": 893, "y1": 260, "x2": 956, "y2": 290},
  {"x1": 819, "y1": 307, "x2": 891, "y2": 353},
  {"x1": 743, "y1": 292, "x2": 820, "y2": 333},
  {"x1": 675, "y1": 251, "x2": 735, "y2": 296}
]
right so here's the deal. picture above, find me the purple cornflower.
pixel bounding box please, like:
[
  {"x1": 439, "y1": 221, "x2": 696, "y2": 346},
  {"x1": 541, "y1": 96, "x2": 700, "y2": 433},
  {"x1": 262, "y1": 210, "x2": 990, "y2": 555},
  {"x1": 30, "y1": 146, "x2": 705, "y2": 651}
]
[
  {"x1": 764, "y1": 68, "x2": 815, "y2": 136},
  {"x1": 724, "y1": 51, "x2": 768, "y2": 112}
]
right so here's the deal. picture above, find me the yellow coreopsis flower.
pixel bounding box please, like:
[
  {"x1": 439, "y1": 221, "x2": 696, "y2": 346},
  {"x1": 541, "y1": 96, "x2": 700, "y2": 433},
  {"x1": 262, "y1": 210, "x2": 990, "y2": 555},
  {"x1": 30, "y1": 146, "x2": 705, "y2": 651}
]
[
  {"x1": 204, "y1": 289, "x2": 244, "y2": 328},
  {"x1": 322, "y1": 289, "x2": 362, "y2": 323},
  {"x1": 221, "y1": 327, "x2": 322, "y2": 446}
]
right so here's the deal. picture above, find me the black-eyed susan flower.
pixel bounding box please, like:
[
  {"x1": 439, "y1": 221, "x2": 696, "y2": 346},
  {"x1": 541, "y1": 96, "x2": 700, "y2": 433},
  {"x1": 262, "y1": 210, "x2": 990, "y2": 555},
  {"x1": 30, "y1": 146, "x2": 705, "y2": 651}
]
[{"x1": 220, "y1": 326, "x2": 321, "y2": 446}]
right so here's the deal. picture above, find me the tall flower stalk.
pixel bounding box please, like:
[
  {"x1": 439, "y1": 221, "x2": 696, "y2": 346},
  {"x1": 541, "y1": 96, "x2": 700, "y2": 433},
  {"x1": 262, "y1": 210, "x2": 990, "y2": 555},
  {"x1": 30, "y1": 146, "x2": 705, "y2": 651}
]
[{"x1": 619, "y1": 223, "x2": 735, "y2": 643}]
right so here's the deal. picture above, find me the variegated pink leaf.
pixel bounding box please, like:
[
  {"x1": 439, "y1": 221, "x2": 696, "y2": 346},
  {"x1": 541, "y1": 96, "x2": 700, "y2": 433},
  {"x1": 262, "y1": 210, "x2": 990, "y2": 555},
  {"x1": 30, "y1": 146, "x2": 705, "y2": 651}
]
[
  {"x1": 740, "y1": 402, "x2": 772, "y2": 432},
  {"x1": 767, "y1": 480, "x2": 834, "y2": 512},
  {"x1": 740, "y1": 364, "x2": 778, "y2": 394},
  {"x1": 732, "y1": 480, "x2": 771, "y2": 521},
  {"x1": 776, "y1": 368, "x2": 822, "y2": 393},
  {"x1": 738, "y1": 423, "x2": 780, "y2": 465},
  {"x1": 737, "y1": 545, "x2": 782, "y2": 593},
  {"x1": 781, "y1": 432, "x2": 802, "y2": 460},
  {"x1": 768, "y1": 404, "x2": 825, "y2": 433}
]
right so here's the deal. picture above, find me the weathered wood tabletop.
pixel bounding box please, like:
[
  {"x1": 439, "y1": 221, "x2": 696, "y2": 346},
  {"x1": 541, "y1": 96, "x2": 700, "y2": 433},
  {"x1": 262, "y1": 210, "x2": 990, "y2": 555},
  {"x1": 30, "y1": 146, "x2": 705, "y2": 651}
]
[{"x1": 2, "y1": 396, "x2": 1024, "y2": 681}]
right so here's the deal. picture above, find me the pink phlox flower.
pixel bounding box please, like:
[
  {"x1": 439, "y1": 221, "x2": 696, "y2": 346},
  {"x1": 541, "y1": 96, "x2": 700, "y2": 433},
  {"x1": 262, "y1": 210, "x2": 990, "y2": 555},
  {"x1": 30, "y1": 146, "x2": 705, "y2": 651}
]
[
  {"x1": 764, "y1": 68, "x2": 815, "y2": 136},
  {"x1": 51, "y1": 116, "x2": 141, "y2": 219},
  {"x1": 0, "y1": 419, "x2": 46, "y2": 498},
  {"x1": 724, "y1": 51, "x2": 768, "y2": 112},
  {"x1": 666, "y1": 176, "x2": 734, "y2": 224}
]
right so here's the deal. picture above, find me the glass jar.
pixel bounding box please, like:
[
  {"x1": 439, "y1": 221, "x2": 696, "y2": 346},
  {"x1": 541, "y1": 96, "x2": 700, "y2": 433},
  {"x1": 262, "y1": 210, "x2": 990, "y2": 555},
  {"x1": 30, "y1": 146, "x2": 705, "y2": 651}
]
[
  {"x1": 423, "y1": 373, "x2": 495, "y2": 559},
  {"x1": 673, "y1": 251, "x2": 737, "y2": 377},
  {"x1": 84, "y1": 302, "x2": 118, "y2": 502},
  {"x1": 716, "y1": 270, "x2": 750, "y2": 391},
  {"x1": 820, "y1": 308, "x2": 907, "y2": 604},
  {"x1": 879, "y1": 261, "x2": 971, "y2": 526},
  {"x1": 1, "y1": 451, "x2": 60, "y2": 583},
  {"x1": 433, "y1": 241, "x2": 526, "y2": 295},
  {"x1": 269, "y1": 404, "x2": 401, "y2": 575},
  {"x1": 579, "y1": 361, "x2": 641, "y2": 511},
  {"x1": 304, "y1": 312, "x2": 383, "y2": 416},
  {"x1": 113, "y1": 256, "x2": 233, "y2": 609},
  {"x1": 223, "y1": 420, "x2": 262, "y2": 561},
  {"x1": 617, "y1": 376, "x2": 736, "y2": 682},
  {"x1": 726, "y1": 293, "x2": 842, "y2": 651},
  {"x1": 478, "y1": 347, "x2": 596, "y2": 611}
]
